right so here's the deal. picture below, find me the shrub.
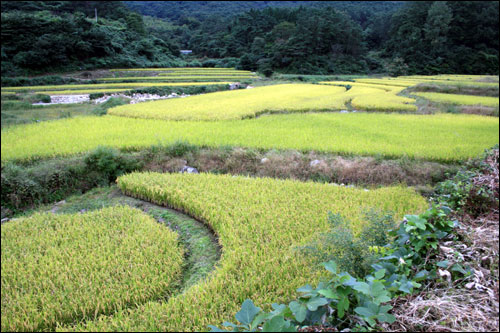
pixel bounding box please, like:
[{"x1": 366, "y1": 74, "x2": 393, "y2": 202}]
[
  {"x1": 298, "y1": 210, "x2": 395, "y2": 277},
  {"x1": 84, "y1": 146, "x2": 142, "y2": 183},
  {"x1": 24, "y1": 93, "x2": 51, "y2": 103},
  {"x1": 436, "y1": 146, "x2": 499, "y2": 215},
  {"x1": 0, "y1": 75, "x2": 79, "y2": 87},
  {"x1": 89, "y1": 92, "x2": 105, "y2": 100},
  {"x1": 1, "y1": 157, "x2": 105, "y2": 212}
]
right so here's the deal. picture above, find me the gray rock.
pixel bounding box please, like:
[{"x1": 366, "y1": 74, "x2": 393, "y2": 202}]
[
  {"x1": 310, "y1": 159, "x2": 328, "y2": 168},
  {"x1": 180, "y1": 166, "x2": 199, "y2": 174},
  {"x1": 340, "y1": 110, "x2": 349, "y2": 113},
  {"x1": 310, "y1": 159, "x2": 321, "y2": 167},
  {"x1": 1, "y1": 218, "x2": 10, "y2": 224},
  {"x1": 260, "y1": 157, "x2": 270, "y2": 163}
]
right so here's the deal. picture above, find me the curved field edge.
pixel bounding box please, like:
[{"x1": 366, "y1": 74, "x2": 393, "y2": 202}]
[
  {"x1": 1, "y1": 113, "x2": 498, "y2": 163},
  {"x1": 107, "y1": 84, "x2": 349, "y2": 121},
  {"x1": 1, "y1": 206, "x2": 184, "y2": 332},
  {"x1": 39, "y1": 185, "x2": 222, "y2": 293},
  {"x1": 62, "y1": 172, "x2": 428, "y2": 332}
]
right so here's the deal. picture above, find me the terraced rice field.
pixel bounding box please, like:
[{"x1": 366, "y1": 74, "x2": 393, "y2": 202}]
[
  {"x1": 1, "y1": 206, "x2": 184, "y2": 332},
  {"x1": 59, "y1": 172, "x2": 427, "y2": 332},
  {"x1": 2, "y1": 113, "x2": 498, "y2": 162},
  {"x1": 97, "y1": 76, "x2": 256, "y2": 81},
  {"x1": 107, "y1": 83, "x2": 421, "y2": 120},
  {"x1": 1, "y1": 82, "x2": 231, "y2": 95},
  {"x1": 108, "y1": 84, "x2": 348, "y2": 120},
  {"x1": 1, "y1": 73, "x2": 498, "y2": 332},
  {"x1": 411, "y1": 92, "x2": 499, "y2": 107},
  {"x1": 109, "y1": 67, "x2": 253, "y2": 73},
  {"x1": 99, "y1": 67, "x2": 259, "y2": 83}
]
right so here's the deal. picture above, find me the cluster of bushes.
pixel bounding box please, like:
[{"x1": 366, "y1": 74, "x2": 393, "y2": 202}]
[
  {"x1": 125, "y1": 84, "x2": 231, "y2": 96},
  {"x1": 436, "y1": 145, "x2": 499, "y2": 216},
  {"x1": 1, "y1": 94, "x2": 51, "y2": 110},
  {"x1": 0, "y1": 141, "x2": 207, "y2": 215},
  {"x1": 1, "y1": 75, "x2": 82, "y2": 87},
  {"x1": 1, "y1": 147, "x2": 142, "y2": 214}
]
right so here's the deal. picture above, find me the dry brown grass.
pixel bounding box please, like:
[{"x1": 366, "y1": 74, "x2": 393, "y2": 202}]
[
  {"x1": 386, "y1": 287, "x2": 498, "y2": 332},
  {"x1": 385, "y1": 212, "x2": 499, "y2": 332},
  {"x1": 460, "y1": 105, "x2": 499, "y2": 117},
  {"x1": 143, "y1": 148, "x2": 456, "y2": 187}
]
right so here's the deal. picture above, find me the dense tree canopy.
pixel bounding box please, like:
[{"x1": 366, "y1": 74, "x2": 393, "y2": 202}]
[{"x1": 1, "y1": 1, "x2": 498, "y2": 75}]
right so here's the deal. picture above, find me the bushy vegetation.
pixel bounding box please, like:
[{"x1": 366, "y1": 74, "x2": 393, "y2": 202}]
[
  {"x1": 2, "y1": 113, "x2": 498, "y2": 162},
  {"x1": 62, "y1": 172, "x2": 425, "y2": 331},
  {"x1": 1, "y1": 75, "x2": 81, "y2": 87},
  {"x1": 298, "y1": 211, "x2": 396, "y2": 278},
  {"x1": 436, "y1": 145, "x2": 499, "y2": 216},
  {"x1": 1, "y1": 206, "x2": 184, "y2": 332},
  {"x1": 209, "y1": 204, "x2": 465, "y2": 332},
  {"x1": 1, "y1": 1, "x2": 180, "y2": 76},
  {"x1": 3, "y1": 2, "x2": 497, "y2": 75},
  {"x1": 1, "y1": 147, "x2": 142, "y2": 212},
  {"x1": 84, "y1": 146, "x2": 142, "y2": 182}
]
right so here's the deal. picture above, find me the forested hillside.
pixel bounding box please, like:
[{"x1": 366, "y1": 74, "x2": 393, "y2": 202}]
[
  {"x1": 124, "y1": 1, "x2": 402, "y2": 26},
  {"x1": 1, "y1": 1, "x2": 179, "y2": 75},
  {"x1": 1, "y1": 1, "x2": 498, "y2": 75}
]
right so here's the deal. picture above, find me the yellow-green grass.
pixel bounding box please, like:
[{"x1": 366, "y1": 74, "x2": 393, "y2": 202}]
[
  {"x1": 1, "y1": 91, "x2": 16, "y2": 95},
  {"x1": 412, "y1": 92, "x2": 499, "y2": 107},
  {"x1": 97, "y1": 76, "x2": 255, "y2": 81},
  {"x1": 1, "y1": 82, "x2": 231, "y2": 92},
  {"x1": 400, "y1": 75, "x2": 499, "y2": 82},
  {"x1": 2, "y1": 113, "x2": 498, "y2": 162},
  {"x1": 359, "y1": 77, "x2": 499, "y2": 88},
  {"x1": 397, "y1": 78, "x2": 499, "y2": 88},
  {"x1": 108, "y1": 84, "x2": 348, "y2": 121},
  {"x1": 1, "y1": 206, "x2": 184, "y2": 332},
  {"x1": 320, "y1": 81, "x2": 404, "y2": 93},
  {"x1": 351, "y1": 92, "x2": 417, "y2": 112},
  {"x1": 110, "y1": 67, "x2": 252, "y2": 73},
  {"x1": 354, "y1": 78, "x2": 419, "y2": 87},
  {"x1": 319, "y1": 81, "x2": 416, "y2": 111},
  {"x1": 158, "y1": 72, "x2": 256, "y2": 76},
  {"x1": 34, "y1": 89, "x2": 132, "y2": 95},
  {"x1": 62, "y1": 172, "x2": 428, "y2": 332}
]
